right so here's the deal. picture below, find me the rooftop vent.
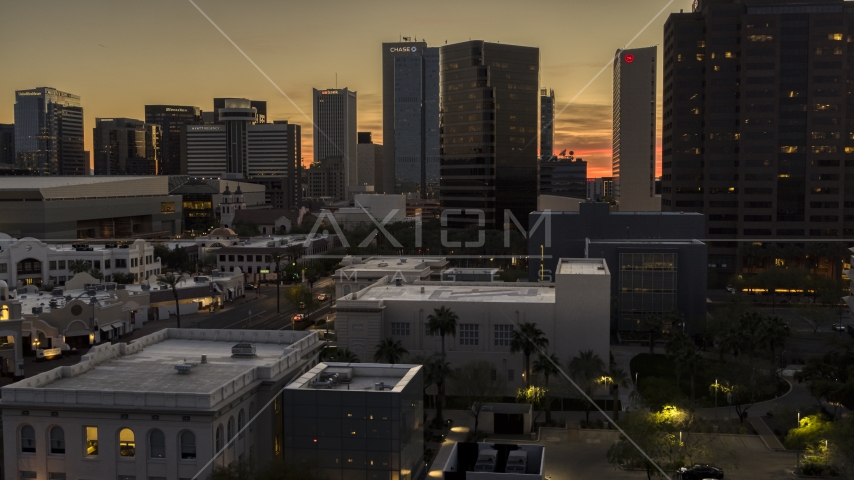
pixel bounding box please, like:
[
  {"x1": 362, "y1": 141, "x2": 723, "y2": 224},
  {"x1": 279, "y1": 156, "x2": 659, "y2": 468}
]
[
  {"x1": 395, "y1": 278, "x2": 402, "y2": 287},
  {"x1": 175, "y1": 360, "x2": 198, "y2": 374},
  {"x1": 231, "y1": 343, "x2": 256, "y2": 357},
  {"x1": 378, "y1": 262, "x2": 388, "y2": 267},
  {"x1": 51, "y1": 288, "x2": 64, "y2": 296},
  {"x1": 400, "y1": 259, "x2": 407, "y2": 263}
]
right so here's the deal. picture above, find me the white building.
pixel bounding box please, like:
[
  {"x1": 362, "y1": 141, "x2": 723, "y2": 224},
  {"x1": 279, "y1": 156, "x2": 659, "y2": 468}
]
[
  {"x1": 212, "y1": 234, "x2": 341, "y2": 278},
  {"x1": 612, "y1": 46, "x2": 660, "y2": 212},
  {"x1": 333, "y1": 258, "x2": 610, "y2": 391},
  {"x1": 0, "y1": 235, "x2": 162, "y2": 288},
  {"x1": 334, "y1": 256, "x2": 449, "y2": 299},
  {"x1": 284, "y1": 362, "x2": 424, "y2": 480},
  {"x1": 1, "y1": 328, "x2": 324, "y2": 480}
]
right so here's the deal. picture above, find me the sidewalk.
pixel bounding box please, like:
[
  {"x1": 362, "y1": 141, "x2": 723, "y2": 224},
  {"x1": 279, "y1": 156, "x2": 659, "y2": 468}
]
[
  {"x1": 427, "y1": 410, "x2": 471, "y2": 478},
  {"x1": 748, "y1": 416, "x2": 786, "y2": 450}
]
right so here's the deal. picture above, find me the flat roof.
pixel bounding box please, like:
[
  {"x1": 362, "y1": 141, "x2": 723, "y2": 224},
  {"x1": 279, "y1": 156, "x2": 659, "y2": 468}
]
[
  {"x1": 0, "y1": 176, "x2": 156, "y2": 190},
  {"x1": 287, "y1": 362, "x2": 421, "y2": 393},
  {"x1": 2, "y1": 329, "x2": 320, "y2": 410},
  {"x1": 349, "y1": 282, "x2": 555, "y2": 304},
  {"x1": 557, "y1": 258, "x2": 608, "y2": 275}
]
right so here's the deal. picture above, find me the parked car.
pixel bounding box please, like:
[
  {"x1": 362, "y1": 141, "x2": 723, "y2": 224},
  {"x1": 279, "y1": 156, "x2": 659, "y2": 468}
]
[
  {"x1": 292, "y1": 313, "x2": 306, "y2": 322},
  {"x1": 832, "y1": 323, "x2": 846, "y2": 332},
  {"x1": 245, "y1": 284, "x2": 255, "y2": 290},
  {"x1": 316, "y1": 293, "x2": 328, "y2": 302},
  {"x1": 677, "y1": 464, "x2": 724, "y2": 479}
]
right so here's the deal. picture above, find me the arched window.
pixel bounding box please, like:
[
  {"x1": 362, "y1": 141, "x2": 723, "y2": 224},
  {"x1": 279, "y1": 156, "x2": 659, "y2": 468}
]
[
  {"x1": 344, "y1": 285, "x2": 351, "y2": 295},
  {"x1": 20, "y1": 425, "x2": 35, "y2": 453},
  {"x1": 237, "y1": 409, "x2": 246, "y2": 438},
  {"x1": 227, "y1": 416, "x2": 235, "y2": 442},
  {"x1": 249, "y1": 402, "x2": 255, "y2": 432},
  {"x1": 181, "y1": 431, "x2": 197, "y2": 460},
  {"x1": 49, "y1": 426, "x2": 65, "y2": 455},
  {"x1": 149, "y1": 429, "x2": 165, "y2": 459},
  {"x1": 118, "y1": 428, "x2": 135, "y2": 457},
  {"x1": 215, "y1": 425, "x2": 223, "y2": 452}
]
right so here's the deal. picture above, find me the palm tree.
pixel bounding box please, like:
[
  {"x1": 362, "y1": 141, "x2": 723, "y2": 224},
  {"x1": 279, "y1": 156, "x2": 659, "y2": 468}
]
[
  {"x1": 411, "y1": 355, "x2": 453, "y2": 427},
  {"x1": 532, "y1": 353, "x2": 560, "y2": 423},
  {"x1": 374, "y1": 338, "x2": 408, "y2": 365},
  {"x1": 427, "y1": 306, "x2": 458, "y2": 359},
  {"x1": 568, "y1": 350, "x2": 606, "y2": 424},
  {"x1": 605, "y1": 364, "x2": 631, "y2": 422},
  {"x1": 68, "y1": 259, "x2": 90, "y2": 275},
  {"x1": 157, "y1": 272, "x2": 184, "y2": 329},
  {"x1": 510, "y1": 322, "x2": 549, "y2": 388},
  {"x1": 758, "y1": 314, "x2": 790, "y2": 381},
  {"x1": 323, "y1": 348, "x2": 359, "y2": 363}
]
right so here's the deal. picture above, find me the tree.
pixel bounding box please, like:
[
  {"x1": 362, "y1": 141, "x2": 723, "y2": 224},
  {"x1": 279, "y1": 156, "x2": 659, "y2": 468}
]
[
  {"x1": 757, "y1": 314, "x2": 790, "y2": 380},
  {"x1": 153, "y1": 244, "x2": 171, "y2": 267},
  {"x1": 322, "y1": 347, "x2": 359, "y2": 363},
  {"x1": 665, "y1": 331, "x2": 704, "y2": 400},
  {"x1": 68, "y1": 259, "x2": 90, "y2": 274},
  {"x1": 606, "y1": 411, "x2": 671, "y2": 479},
  {"x1": 111, "y1": 272, "x2": 135, "y2": 285},
  {"x1": 605, "y1": 364, "x2": 631, "y2": 422},
  {"x1": 233, "y1": 221, "x2": 260, "y2": 238},
  {"x1": 532, "y1": 353, "x2": 560, "y2": 423},
  {"x1": 794, "y1": 347, "x2": 854, "y2": 418},
  {"x1": 568, "y1": 349, "x2": 606, "y2": 424},
  {"x1": 157, "y1": 272, "x2": 184, "y2": 329},
  {"x1": 283, "y1": 283, "x2": 318, "y2": 323},
  {"x1": 451, "y1": 360, "x2": 505, "y2": 435},
  {"x1": 373, "y1": 338, "x2": 408, "y2": 365},
  {"x1": 414, "y1": 356, "x2": 453, "y2": 427},
  {"x1": 639, "y1": 316, "x2": 665, "y2": 355},
  {"x1": 89, "y1": 268, "x2": 104, "y2": 281},
  {"x1": 510, "y1": 322, "x2": 549, "y2": 388},
  {"x1": 427, "y1": 306, "x2": 458, "y2": 359},
  {"x1": 516, "y1": 386, "x2": 548, "y2": 432}
]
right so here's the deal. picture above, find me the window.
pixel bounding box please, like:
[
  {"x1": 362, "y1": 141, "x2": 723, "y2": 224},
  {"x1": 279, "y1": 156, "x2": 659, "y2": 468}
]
[
  {"x1": 227, "y1": 417, "x2": 235, "y2": 443},
  {"x1": 18, "y1": 473, "x2": 36, "y2": 479},
  {"x1": 49, "y1": 261, "x2": 57, "y2": 270},
  {"x1": 48, "y1": 474, "x2": 66, "y2": 480},
  {"x1": 149, "y1": 429, "x2": 165, "y2": 459},
  {"x1": 49, "y1": 426, "x2": 65, "y2": 455},
  {"x1": 0, "y1": 263, "x2": 7, "y2": 274},
  {"x1": 119, "y1": 428, "x2": 135, "y2": 457},
  {"x1": 494, "y1": 325, "x2": 513, "y2": 347},
  {"x1": 20, "y1": 425, "x2": 35, "y2": 453},
  {"x1": 391, "y1": 322, "x2": 410, "y2": 336},
  {"x1": 105, "y1": 259, "x2": 111, "y2": 269},
  {"x1": 180, "y1": 431, "x2": 197, "y2": 460},
  {"x1": 459, "y1": 324, "x2": 479, "y2": 346},
  {"x1": 85, "y1": 426, "x2": 98, "y2": 456},
  {"x1": 238, "y1": 410, "x2": 246, "y2": 439},
  {"x1": 94, "y1": 260, "x2": 101, "y2": 270},
  {"x1": 507, "y1": 369, "x2": 515, "y2": 381},
  {"x1": 215, "y1": 425, "x2": 223, "y2": 451},
  {"x1": 58, "y1": 260, "x2": 65, "y2": 269},
  {"x1": 115, "y1": 259, "x2": 127, "y2": 268}
]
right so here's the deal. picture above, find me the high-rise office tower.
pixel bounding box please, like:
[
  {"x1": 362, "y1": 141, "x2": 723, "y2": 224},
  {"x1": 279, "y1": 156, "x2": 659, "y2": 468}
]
[
  {"x1": 613, "y1": 47, "x2": 660, "y2": 212},
  {"x1": 357, "y1": 131, "x2": 384, "y2": 190},
  {"x1": 439, "y1": 41, "x2": 539, "y2": 228},
  {"x1": 270, "y1": 120, "x2": 302, "y2": 209},
  {"x1": 382, "y1": 41, "x2": 440, "y2": 197},
  {"x1": 218, "y1": 98, "x2": 257, "y2": 177},
  {"x1": 14, "y1": 87, "x2": 85, "y2": 175},
  {"x1": 214, "y1": 98, "x2": 267, "y2": 124},
  {"x1": 0, "y1": 124, "x2": 14, "y2": 166},
  {"x1": 93, "y1": 118, "x2": 159, "y2": 175},
  {"x1": 181, "y1": 125, "x2": 227, "y2": 177},
  {"x1": 540, "y1": 88, "x2": 555, "y2": 160},
  {"x1": 144, "y1": 105, "x2": 202, "y2": 175},
  {"x1": 313, "y1": 88, "x2": 357, "y2": 193},
  {"x1": 662, "y1": 0, "x2": 854, "y2": 278},
  {"x1": 540, "y1": 154, "x2": 588, "y2": 199}
]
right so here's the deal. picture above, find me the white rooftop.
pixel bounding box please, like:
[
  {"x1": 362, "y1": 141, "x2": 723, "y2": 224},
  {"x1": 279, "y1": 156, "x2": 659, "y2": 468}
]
[
  {"x1": 557, "y1": 258, "x2": 609, "y2": 275},
  {"x1": 0, "y1": 176, "x2": 155, "y2": 189},
  {"x1": 287, "y1": 362, "x2": 421, "y2": 393},
  {"x1": 2, "y1": 329, "x2": 320, "y2": 410},
  {"x1": 348, "y1": 281, "x2": 555, "y2": 304}
]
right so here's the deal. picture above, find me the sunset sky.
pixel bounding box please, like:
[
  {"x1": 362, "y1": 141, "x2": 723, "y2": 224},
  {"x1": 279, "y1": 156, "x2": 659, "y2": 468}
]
[{"x1": 0, "y1": 0, "x2": 687, "y2": 177}]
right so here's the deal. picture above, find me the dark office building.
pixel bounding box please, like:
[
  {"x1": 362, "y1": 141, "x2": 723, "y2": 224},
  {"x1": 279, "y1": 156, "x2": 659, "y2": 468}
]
[
  {"x1": 382, "y1": 41, "x2": 440, "y2": 197},
  {"x1": 93, "y1": 118, "x2": 159, "y2": 175},
  {"x1": 14, "y1": 87, "x2": 85, "y2": 175},
  {"x1": 214, "y1": 98, "x2": 267, "y2": 124},
  {"x1": 662, "y1": 0, "x2": 854, "y2": 279},
  {"x1": 145, "y1": 105, "x2": 202, "y2": 175},
  {"x1": 540, "y1": 88, "x2": 555, "y2": 160},
  {"x1": 439, "y1": 41, "x2": 539, "y2": 228},
  {"x1": 245, "y1": 120, "x2": 302, "y2": 209},
  {"x1": 540, "y1": 157, "x2": 588, "y2": 199},
  {"x1": 528, "y1": 202, "x2": 707, "y2": 332},
  {"x1": 0, "y1": 124, "x2": 13, "y2": 166}
]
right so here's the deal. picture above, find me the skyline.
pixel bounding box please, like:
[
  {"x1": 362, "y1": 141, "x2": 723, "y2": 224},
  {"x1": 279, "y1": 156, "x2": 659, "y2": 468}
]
[{"x1": 0, "y1": 0, "x2": 683, "y2": 177}]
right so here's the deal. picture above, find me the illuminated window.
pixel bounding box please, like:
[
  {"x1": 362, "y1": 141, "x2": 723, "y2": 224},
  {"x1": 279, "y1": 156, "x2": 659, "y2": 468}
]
[
  {"x1": 85, "y1": 427, "x2": 98, "y2": 456},
  {"x1": 812, "y1": 146, "x2": 837, "y2": 154},
  {"x1": 0, "y1": 306, "x2": 9, "y2": 321},
  {"x1": 748, "y1": 35, "x2": 774, "y2": 42},
  {"x1": 119, "y1": 428, "x2": 135, "y2": 457},
  {"x1": 696, "y1": 54, "x2": 705, "y2": 61},
  {"x1": 780, "y1": 146, "x2": 800, "y2": 153},
  {"x1": 725, "y1": 51, "x2": 735, "y2": 58},
  {"x1": 829, "y1": 33, "x2": 843, "y2": 40}
]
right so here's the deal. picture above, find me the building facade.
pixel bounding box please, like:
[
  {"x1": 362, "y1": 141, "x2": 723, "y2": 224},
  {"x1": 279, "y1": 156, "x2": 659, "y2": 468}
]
[
  {"x1": 181, "y1": 125, "x2": 227, "y2": 177},
  {"x1": 93, "y1": 118, "x2": 159, "y2": 175},
  {"x1": 539, "y1": 157, "x2": 587, "y2": 199},
  {"x1": 357, "y1": 132, "x2": 384, "y2": 191},
  {"x1": 586, "y1": 177, "x2": 615, "y2": 202},
  {"x1": 1, "y1": 328, "x2": 323, "y2": 480},
  {"x1": 613, "y1": 47, "x2": 660, "y2": 212},
  {"x1": 0, "y1": 124, "x2": 14, "y2": 166},
  {"x1": 439, "y1": 41, "x2": 540, "y2": 228},
  {"x1": 662, "y1": 0, "x2": 854, "y2": 277},
  {"x1": 382, "y1": 42, "x2": 441, "y2": 198},
  {"x1": 313, "y1": 88, "x2": 357, "y2": 192},
  {"x1": 14, "y1": 88, "x2": 85, "y2": 175},
  {"x1": 307, "y1": 157, "x2": 346, "y2": 201},
  {"x1": 144, "y1": 105, "x2": 202, "y2": 175},
  {"x1": 540, "y1": 88, "x2": 555, "y2": 160}
]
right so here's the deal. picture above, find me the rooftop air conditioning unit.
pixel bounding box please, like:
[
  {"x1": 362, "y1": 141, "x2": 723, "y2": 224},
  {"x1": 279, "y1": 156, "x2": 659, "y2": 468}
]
[{"x1": 231, "y1": 343, "x2": 256, "y2": 357}]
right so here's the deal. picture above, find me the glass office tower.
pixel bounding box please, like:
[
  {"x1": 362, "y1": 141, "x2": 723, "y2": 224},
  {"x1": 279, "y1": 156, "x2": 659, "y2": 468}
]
[
  {"x1": 439, "y1": 41, "x2": 539, "y2": 228},
  {"x1": 145, "y1": 105, "x2": 202, "y2": 175},
  {"x1": 382, "y1": 42, "x2": 440, "y2": 198},
  {"x1": 14, "y1": 87, "x2": 85, "y2": 175}
]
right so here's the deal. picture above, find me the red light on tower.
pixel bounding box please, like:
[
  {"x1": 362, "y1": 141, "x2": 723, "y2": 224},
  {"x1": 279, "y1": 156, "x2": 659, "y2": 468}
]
[{"x1": 624, "y1": 53, "x2": 635, "y2": 63}]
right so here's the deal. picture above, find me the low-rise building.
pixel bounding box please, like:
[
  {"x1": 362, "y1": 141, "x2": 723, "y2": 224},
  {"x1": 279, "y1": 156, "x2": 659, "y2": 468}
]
[
  {"x1": 334, "y1": 258, "x2": 610, "y2": 391},
  {"x1": 212, "y1": 234, "x2": 340, "y2": 280},
  {"x1": 0, "y1": 235, "x2": 162, "y2": 288},
  {"x1": 441, "y1": 268, "x2": 501, "y2": 283},
  {"x1": 443, "y1": 442, "x2": 545, "y2": 480},
  {"x1": 284, "y1": 362, "x2": 424, "y2": 480},
  {"x1": 232, "y1": 207, "x2": 309, "y2": 235},
  {"x1": 334, "y1": 256, "x2": 449, "y2": 299},
  {"x1": 2, "y1": 328, "x2": 324, "y2": 480},
  {"x1": 330, "y1": 194, "x2": 406, "y2": 228},
  {"x1": 129, "y1": 270, "x2": 244, "y2": 319}
]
